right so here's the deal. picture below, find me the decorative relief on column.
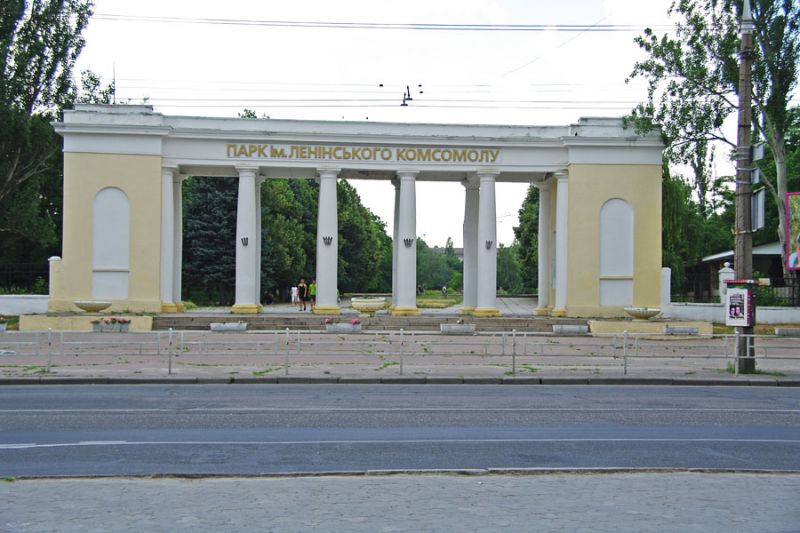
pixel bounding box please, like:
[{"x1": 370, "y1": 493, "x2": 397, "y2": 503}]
[
  {"x1": 392, "y1": 170, "x2": 421, "y2": 315},
  {"x1": 474, "y1": 170, "x2": 500, "y2": 317},
  {"x1": 232, "y1": 166, "x2": 261, "y2": 314},
  {"x1": 314, "y1": 168, "x2": 341, "y2": 314}
]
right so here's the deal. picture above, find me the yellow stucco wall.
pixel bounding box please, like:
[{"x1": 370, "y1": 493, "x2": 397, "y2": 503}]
[
  {"x1": 48, "y1": 153, "x2": 163, "y2": 313},
  {"x1": 565, "y1": 163, "x2": 662, "y2": 317}
]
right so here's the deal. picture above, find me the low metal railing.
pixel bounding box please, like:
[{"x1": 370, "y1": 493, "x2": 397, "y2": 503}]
[{"x1": 0, "y1": 328, "x2": 797, "y2": 377}]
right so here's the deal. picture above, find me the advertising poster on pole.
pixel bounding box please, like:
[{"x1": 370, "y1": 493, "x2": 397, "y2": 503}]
[
  {"x1": 725, "y1": 283, "x2": 755, "y2": 327},
  {"x1": 787, "y1": 192, "x2": 800, "y2": 270}
]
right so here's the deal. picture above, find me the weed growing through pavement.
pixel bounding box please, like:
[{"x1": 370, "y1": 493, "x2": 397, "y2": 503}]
[{"x1": 724, "y1": 362, "x2": 785, "y2": 377}]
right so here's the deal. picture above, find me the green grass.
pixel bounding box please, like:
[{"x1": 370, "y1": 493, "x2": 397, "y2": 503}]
[
  {"x1": 252, "y1": 367, "x2": 279, "y2": 376},
  {"x1": 375, "y1": 360, "x2": 399, "y2": 371},
  {"x1": 416, "y1": 291, "x2": 463, "y2": 309},
  {"x1": 724, "y1": 362, "x2": 785, "y2": 377}
]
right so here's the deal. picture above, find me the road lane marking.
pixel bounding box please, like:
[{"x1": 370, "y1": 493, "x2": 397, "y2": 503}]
[
  {"x1": 2, "y1": 407, "x2": 800, "y2": 414},
  {"x1": 3, "y1": 438, "x2": 800, "y2": 450}
]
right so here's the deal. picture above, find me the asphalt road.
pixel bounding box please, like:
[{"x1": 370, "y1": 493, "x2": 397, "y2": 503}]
[{"x1": 1, "y1": 384, "x2": 799, "y2": 476}]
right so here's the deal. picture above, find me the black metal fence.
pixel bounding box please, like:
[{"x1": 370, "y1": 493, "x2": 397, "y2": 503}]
[
  {"x1": 0, "y1": 263, "x2": 49, "y2": 293},
  {"x1": 674, "y1": 272, "x2": 800, "y2": 307}
]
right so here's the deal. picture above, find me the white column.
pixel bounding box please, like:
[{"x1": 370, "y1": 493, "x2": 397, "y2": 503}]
[
  {"x1": 475, "y1": 171, "x2": 500, "y2": 316},
  {"x1": 393, "y1": 170, "x2": 420, "y2": 315},
  {"x1": 159, "y1": 166, "x2": 176, "y2": 312},
  {"x1": 553, "y1": 171, "x2": 569, "y2": 317},
  {"x1": 535, "y1": 180, "x2": 551, "y2": 315},
  {"x1": 254, "y1": 177, "x2": 264, "y2": 307},
  {"x1": 461, "y1": 177, "x2": 479, "y2": 314},
  {"x1": 314, "y1": 168, "x2": 340, "y2": 314},
  {"x1": 171, "y1": 175, "x2": 184, "y2": 311},
  {"x1": 232, "y1": 166, "x2": 260, "y2": 314},
  {"x1": 391, "y1": 179, "x2": 400, "y2": 308}
]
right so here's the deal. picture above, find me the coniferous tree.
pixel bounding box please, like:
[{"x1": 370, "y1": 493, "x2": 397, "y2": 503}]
[{"x1": 183, "y1": 177, "x2": 237, "y2": 305}]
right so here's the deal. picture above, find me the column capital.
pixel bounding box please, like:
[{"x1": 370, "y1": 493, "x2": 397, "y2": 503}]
[
  {"x1": 476, "y1": 169, "x2": 499, "y2": 180},
  {"x1": 534, "y1": 179, "x2": 550, "y2": 191},
  {"x1": 463, "y1": 176, "x2": 479, "y2": 190},
  {"x1": 554, "y1": 169, "x2": 569, "y2": 182},
  {"x1": 317, "y1": 167, "x2": 341, "y2": 179},
  {"x1": 391, "y1": 178, "x2": 400, "y2": 188},
  {"x1": 236, "y1": 165, "x2": 259, "y2": 178},
  {"x1": 162, "y1": 165, "x2": 178, "y2": 177},
  {"x1": 396, "y1": 170, "x2": 419, "y2": 180}
]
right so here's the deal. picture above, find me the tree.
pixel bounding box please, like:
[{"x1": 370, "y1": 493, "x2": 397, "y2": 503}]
[
  {"x1": 182, "y1": 177, "x2": 238, "y2": 305},
  {"x1": 1, "y1": 0, "x2": 93, "y2": 207},
  {"x1": 337, "y1": 180, "x2": 385, "y2": 292},
  {"x1": 497, "y1": 243, "x2": 523, "y2": 294},
  {"x1": 627, "y1": 0, "x2": 800, "y2": 271},
  {"x1": 261, "y1": 179, "x2": 308, "y2": 299},
  {"x1": 513, "y1": 185, "x2": 539, "y2": 292}
]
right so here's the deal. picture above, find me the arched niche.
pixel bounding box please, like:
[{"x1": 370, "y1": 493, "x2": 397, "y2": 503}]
[
  {"x1": 92, "y1": 187, "x2": 130, "y2": 299},
  {"x1": 599, "y1": 198, "x2": 633, "y2": 306}
]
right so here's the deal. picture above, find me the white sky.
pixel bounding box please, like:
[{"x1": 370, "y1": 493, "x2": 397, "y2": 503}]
[{"x1": 75, "y1": 0, "x2": 678, "y2": 247}]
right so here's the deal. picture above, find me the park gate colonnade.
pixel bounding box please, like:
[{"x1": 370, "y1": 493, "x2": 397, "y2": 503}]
[{"x1": 49, "y1": 104, "x2": 663, "y2": 318}]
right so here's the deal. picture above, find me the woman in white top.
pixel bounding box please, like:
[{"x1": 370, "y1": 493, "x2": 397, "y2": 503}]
[{"x1": 291, "y1": 285, "x2": 299, "y2": 309}]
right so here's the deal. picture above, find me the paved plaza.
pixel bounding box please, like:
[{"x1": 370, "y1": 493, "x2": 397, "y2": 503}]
[{"x1": 2, "y1": 472, "x2": 799, "y2": 532}]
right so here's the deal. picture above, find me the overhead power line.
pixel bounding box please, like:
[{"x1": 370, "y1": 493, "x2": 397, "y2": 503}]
[{"x1": 93, "y1": 13, "x2": 674, "y2": 32}]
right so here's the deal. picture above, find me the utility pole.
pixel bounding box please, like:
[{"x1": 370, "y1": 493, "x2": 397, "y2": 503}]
[{"x1": 734, "y1": 0, "x2": 756, "y2": 373}]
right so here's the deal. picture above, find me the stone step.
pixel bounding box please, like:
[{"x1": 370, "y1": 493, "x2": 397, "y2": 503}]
[{"x1": 152, "y1": 314, "x2": 588, "y2": 333}]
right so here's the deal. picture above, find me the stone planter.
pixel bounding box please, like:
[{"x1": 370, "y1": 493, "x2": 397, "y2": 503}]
[
  {"x1": 74, "y1": 300, "x2": 112, "y2": 312},
  {"x1": 325, "y1": 323, "x2": 362, "y2": 333},
  {"x1": 440, "y1": 323, "x2": 476, "y2": 335},
  {"x1": 92, "y1": 323, "x2": 130, "y2": 333},
  {"x1": 350, "y1": 297, "x2": 389, "y2": 317},
  {"x1": 210, "y1": 322, "x2": 247, "y2": 332},
  {"x1": 623, "y1": 307, "x2": 661, "y2": 321}
]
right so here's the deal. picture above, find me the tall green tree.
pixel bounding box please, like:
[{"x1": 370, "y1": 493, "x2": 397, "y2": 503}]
[
  {"x1": 261, "y1": 179, "x2": 308, "y2": 298},
  {"x1": 497, "y1": 243, "x2": 523, "y2": 294},
  {"x1": 1, "y1": 1, "x2": 93, "y2": 277},
  {"x1": 337, "y1": 180, "x2": 385, "y2": 292},
  {"x1": 182, "y1": 177, "x2": 238, "y2": 305},
  {"x1": 513, "y1": 184, "x2": 539, "y2": 292},
  {"x1": 1, "y1": 0, "x2": 92, "y2": 207},
  {"x1": 627, "y1": 0, "x2": 800, "y2": 269}
]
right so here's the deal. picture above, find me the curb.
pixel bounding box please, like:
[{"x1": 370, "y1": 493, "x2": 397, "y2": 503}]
[{"x1": 1, "y1": 376, "x2": 798, "y2": 386}]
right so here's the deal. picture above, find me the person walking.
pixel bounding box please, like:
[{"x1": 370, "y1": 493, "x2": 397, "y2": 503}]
[
  {"x1": 309, "y1": 279, "x2": 317, "y2": 308},
  {"x1": 297, "y1": 278, "x2": 309, "y2": 311},
  {"x1": 290, "y1": 284, "x2": 299, "y2": 310}
]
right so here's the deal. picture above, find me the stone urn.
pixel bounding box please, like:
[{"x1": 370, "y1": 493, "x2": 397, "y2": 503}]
[
  {"x1": 74, "y1": 300, "x2": 112, "y2": 313},
  {"x1": 350, "y1": 297, "x2": 389, "y2": 317},
  {"x1": 623, "y1": 307, "x2": 661, "y2": 321}
]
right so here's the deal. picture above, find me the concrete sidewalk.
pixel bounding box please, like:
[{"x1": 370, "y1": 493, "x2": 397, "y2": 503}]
[
  {"x1": 1, "y1": 327, "x2": 799, "y2": 385},
  {"x1": 3, "y1": 472, "x2": 799, "y2": 532}
]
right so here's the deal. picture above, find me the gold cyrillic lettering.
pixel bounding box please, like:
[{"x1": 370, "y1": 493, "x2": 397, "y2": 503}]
[
  {"x1": 236, "y1": 144, "x2": 248, "y2": 157},
  {"x1": 257, "y1": 145, "x2": 267, "y2": 157},
  {"x1": 227, "y1": 144, "x2": 237, "y2": 157},
  {"x1": 468, "y1": 149, "x2": 479, "y2": 162},
  {"x1": 381, "y1": 148, "x2": 392, "y2": 160},
  {"x1": 452, "y1": 150, "x2": 467, "y2": 162},
  {"x1": 490, "y1": 149, "x2": 499, "y2": 162},
  {"x1": 441, "y1": 149, "x2": 453, "y2": 162},
  {"x1": 396, "y1": 148, "x2": 407, "y2": 161}
]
